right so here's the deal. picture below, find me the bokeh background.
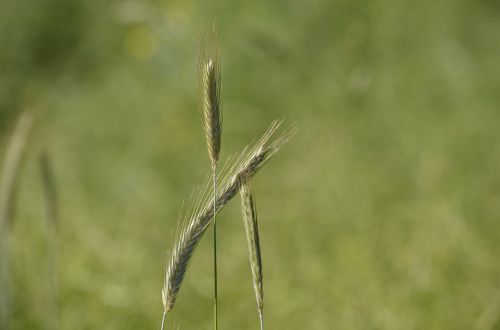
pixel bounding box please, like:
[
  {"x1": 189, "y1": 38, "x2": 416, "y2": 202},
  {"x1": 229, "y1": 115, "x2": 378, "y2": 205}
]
[{"x1": 1, "y1": 0, "x2": 500, "y2": 329}]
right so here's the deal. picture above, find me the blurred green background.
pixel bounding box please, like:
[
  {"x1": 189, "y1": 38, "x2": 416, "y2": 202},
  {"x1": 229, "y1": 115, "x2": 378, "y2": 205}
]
[{"x1": 1, "y1": 0, "x2": 500, "y2": 329}]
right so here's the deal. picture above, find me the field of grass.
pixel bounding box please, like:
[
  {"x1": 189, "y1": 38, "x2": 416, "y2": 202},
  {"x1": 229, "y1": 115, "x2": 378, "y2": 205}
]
[{"x1": 1, "y1": 0, "x2": 500, "y2": 329}]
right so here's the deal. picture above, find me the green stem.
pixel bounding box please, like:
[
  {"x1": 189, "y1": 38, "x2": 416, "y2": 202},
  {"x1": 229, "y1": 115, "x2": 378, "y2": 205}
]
[
  {"x1": 160, "y1": 311, "x2": 166, "y2": 330},
  {"x1": 213, "y1": 164, "x2": 218, "y2": 330}
]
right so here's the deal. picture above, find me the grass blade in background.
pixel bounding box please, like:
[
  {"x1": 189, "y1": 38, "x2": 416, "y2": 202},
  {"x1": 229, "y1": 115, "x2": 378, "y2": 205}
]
[
  {"x1": 0, "y1": 110, "x2": 36, "y2": 329},
  {"x1": 39, "y1": 150, "x2": 59, "y2": 330}
]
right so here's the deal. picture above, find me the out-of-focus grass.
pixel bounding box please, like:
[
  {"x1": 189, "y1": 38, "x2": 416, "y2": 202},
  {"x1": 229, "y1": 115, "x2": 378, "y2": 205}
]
[{"x1": 1, "y1": 0, "x2": 500, "y2": 329}]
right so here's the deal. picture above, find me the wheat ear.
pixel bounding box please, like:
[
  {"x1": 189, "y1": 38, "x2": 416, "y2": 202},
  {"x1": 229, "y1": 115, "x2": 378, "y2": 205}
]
[
  {"x1": 162, "y1": 120, "x2": 295, "y2": 314},
  {"x1": 240, "y1": 179, "x2": 264, "y2": 330},
  {"x1": 200, "y1": 28, "x2": 222, "y2": 330},
  {"x1": 39, "y1": 150, "x2": 59, "y2": 229},
  {"x1": 0, "y1": 111, "x2": 37, "y2": 227},
  {"x1": 200, "y1": 31, "x2": 222, "y2": 170}
]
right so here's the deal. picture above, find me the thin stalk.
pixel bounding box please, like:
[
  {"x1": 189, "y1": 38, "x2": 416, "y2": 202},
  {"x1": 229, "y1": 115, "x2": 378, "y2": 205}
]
[
  {"x1": 259, "y1": 310, "x2": 264, "y2": 330},
  {"x1": 160, "y1": 311, "x2": 167, "y2": 330},
  {"x1": 212, "y1": 164, "x2": 218, "y2": 330}
]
